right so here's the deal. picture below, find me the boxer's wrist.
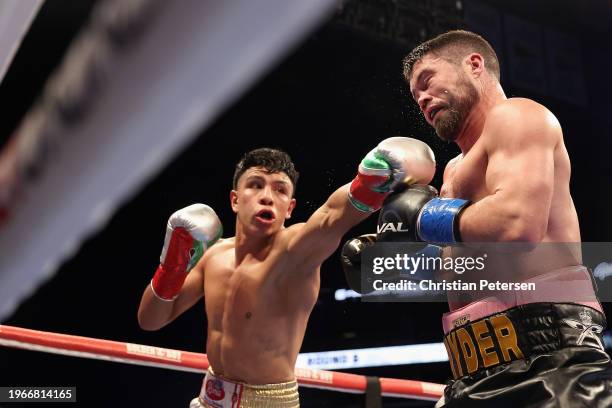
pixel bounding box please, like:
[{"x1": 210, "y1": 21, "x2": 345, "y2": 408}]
[
  {"x1": 417, "y1": 197, "x2": 470, "y2": 244},
  {"x1": 349, "y1": 150, "x2": 393, "y2": 212},
  {"x1": 150, "y1": 270, "x2": 180, "y2": 302},
  {"x1": 348, "y1": 175, "x2": 390, "y2": 212}
]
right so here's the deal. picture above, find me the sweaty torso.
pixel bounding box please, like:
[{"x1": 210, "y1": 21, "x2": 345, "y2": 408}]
[
  {"x1": 201, "y1": 230, "x2": 319, "y2": 384},
  {"x1": 440, "y1": 99, "x2": 583, "y2": 309}
]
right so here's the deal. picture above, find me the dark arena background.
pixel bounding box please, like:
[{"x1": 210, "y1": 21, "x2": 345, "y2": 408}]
[{"x1": 0, "y1": 0, "x2": 611, "y2": 407}]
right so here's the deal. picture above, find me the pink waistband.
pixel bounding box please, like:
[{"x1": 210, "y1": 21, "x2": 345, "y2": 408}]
[{"x1": 442, "y1": 265, "x2": 602, "y2": 334}]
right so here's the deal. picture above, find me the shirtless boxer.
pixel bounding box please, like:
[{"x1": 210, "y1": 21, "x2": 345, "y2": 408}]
[
  {"x1": 343, "y1": 30, "x2": 612, "y2": 406},
  {"x1": 137, "y1": 145, "x2": 434, "y2": 407}
]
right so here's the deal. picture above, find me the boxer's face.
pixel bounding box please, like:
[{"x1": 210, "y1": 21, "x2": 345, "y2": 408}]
[
  {"x1": 231, "y1": 167, "x2": 296, "y2": 236},
  {"x1": 409, "y1": 53, "x2": 479, "y2": 142}
]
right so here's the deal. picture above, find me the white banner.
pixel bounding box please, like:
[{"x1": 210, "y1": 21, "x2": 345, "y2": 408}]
[
  {"x1": 296, "y1": 343, "x2": 448, "y2": 370},
  {"x1": 0, "y1": 0, "x2": 337, "y2": 321},
  {"x1": 0, "y1": 0, "x2": 43, "y2": 85}
]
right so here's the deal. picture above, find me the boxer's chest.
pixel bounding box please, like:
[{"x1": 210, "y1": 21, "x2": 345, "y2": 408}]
[
  {"x1": 204, "y1": 252, "x2": 282, "y2": 326},
  {"x1": 440, "y1": 144, "x2": 489, "y2": 201}
]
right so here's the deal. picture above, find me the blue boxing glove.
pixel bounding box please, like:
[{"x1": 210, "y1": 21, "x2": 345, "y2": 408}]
[{"x1": 377, "y1": 185, "x2": 470, "y2": 245}]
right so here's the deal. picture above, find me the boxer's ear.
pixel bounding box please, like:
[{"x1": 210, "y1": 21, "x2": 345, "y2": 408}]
[
  {"x1": 285, "y1": 198, "x2": 296, "y2": 219},
  {"x1": 465, "y1": 53, "x2": 484, "y2": 78},
  {"x1": 230, "y1": 190, "x2": 239, "y2": 213}
]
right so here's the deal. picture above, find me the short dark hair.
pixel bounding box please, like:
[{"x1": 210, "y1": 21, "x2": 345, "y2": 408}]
[
  {"x1": 232, "y1": 148, "x2": 299, "y2": 196},
  {"x1": 403, "y1": 30, "x2": 500, "y2": 82}
]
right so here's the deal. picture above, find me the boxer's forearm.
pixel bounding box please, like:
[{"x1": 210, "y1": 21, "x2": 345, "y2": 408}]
[
  {"x1": 287, "y1": 184, "x2": 370, "y2": 267},
  {"x1": 137, "y1": 285, "x2": 175, "y2": 331},
  {"x1": 458, "y1": 192, "x2": 547, "y2": 244},
  {"x1": 306, "y1": 184, "x2": 371, "y2": 248},
  {"x1": 320, "y1": 184, "x2": 371, "y2": 232}
]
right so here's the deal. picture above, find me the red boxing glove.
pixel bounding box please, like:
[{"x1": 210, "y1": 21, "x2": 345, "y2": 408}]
[
  {"x1": 349, "y1": 137, "x2": 436, "y2": 212},
  {"x1": 151, "y1": 204, "x2": 222, "y2": 301}
]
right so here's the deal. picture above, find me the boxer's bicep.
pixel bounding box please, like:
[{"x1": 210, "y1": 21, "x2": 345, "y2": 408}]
[
  {"x1": 461, "y1": 103, "x2": 558, "y2": 242},
  {"x1": 486, "y1": 128, "x2": 555, "y2": 211},
  {"x1": 441, "y1": 154, "x2": 462, "y2": 196},
  {"x1": 287, "y1": 184, "x2": 370, "y2": 268}
]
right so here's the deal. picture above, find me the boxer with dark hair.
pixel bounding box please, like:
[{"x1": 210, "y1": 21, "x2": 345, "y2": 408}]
[
  {"x1": 343, "y1": 30, "x2": 612, "y2": 407},
  {"x1": 138, "y1": 142, "x2": 434, "y2": 407}
]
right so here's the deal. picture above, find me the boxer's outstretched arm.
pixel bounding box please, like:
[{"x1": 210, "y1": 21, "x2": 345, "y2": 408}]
[
  {"x1": 286, "y1": 184, "x2": 371, "y2": 269},
  {"x1": 458, "y1": 100, "x2": 558, "y2": 243},
  {"x1": 287, "y1": 137, "x2": 435, "y2": 268}
]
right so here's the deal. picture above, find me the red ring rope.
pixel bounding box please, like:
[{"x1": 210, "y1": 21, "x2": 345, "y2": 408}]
[{"x1": 0, "y1": 324, "x2": 444, "y2": 401}]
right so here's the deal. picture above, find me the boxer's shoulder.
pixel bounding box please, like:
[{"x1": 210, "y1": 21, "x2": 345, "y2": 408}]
[
  {"x1": 482, "y1": 98, "x2": 561, "y2": 149},
  {"x1": 442, "y1": 153, "x2": 462, "y2": 184},
  {"x1": 502, "y1": 97, "x2": 546, "y2": 109},
  {"x1": 277, "y1": 222, "x2": 330, "y2": 261},
  {"x1": 210, "y1": 237, "x2": 235, "y2": 251},
  {"x1": 487, "y1": 98, "x2": 560, "y2": 129},
  {"x1": 445, "y1": 153, "x2": 463, "y2": 169},
  {"x1": 277, "y1": 223, "x2": 306, "y2": 247},
  {"x1": 202, "y1": 238, "x2": 235, "y2": 263}
]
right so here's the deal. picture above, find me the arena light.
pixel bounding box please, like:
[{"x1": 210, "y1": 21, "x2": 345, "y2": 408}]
[{"x1": 334, "y1": 288, "x2": 362, "y2": 301}]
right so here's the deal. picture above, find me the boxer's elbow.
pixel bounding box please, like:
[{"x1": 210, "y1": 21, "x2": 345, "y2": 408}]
[
  {"x1": 137, "y1": 313, "x2": 165, "y2": 331},
  {"x1": 137, "y1": 317, "x2": 152, "y2": 331},
  {"x1": 137, "y1": 311, "x2": 157, "y2": 331},
  {"x1": 500, "y1": 211, "x2": 546, "y2": 246}
]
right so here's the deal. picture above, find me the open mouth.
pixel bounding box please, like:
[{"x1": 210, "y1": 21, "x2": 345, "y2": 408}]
[
  {"x1": 429, "y1": 107, "x2": 443, "y2": 121},
  {"x1": 255, "y1": 209, "x2": 275, "y2": 223}
]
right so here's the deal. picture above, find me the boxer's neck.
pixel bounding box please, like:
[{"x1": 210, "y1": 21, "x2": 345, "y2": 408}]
[
  {"x1": 456, "y1": 81, "x2": 506, "y2": 154},
  {"x1": 234, "y1": 222, "x2": 276, "y2": 264}
]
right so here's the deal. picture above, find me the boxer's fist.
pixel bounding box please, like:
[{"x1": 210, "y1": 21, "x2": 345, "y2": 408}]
[
  {"x1": 377, "y1": 185, "x2": 470, "y2": 245},
  {"x1": 341, "y1": 234, "x2": 377, "y2": 294},
  {"x1": 349, "y1": 137, "x2": 435, "y2": 212},
  {"x1": 377, "y1": 185, "x2": 438, "y2": 242},
  {"x1": 151, "y1": 204, "x2": 223, "y2": 300}
]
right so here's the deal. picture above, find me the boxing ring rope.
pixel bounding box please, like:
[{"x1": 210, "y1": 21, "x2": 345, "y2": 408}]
[{"x1": 0, "y1": 325, "x2": 444, "y2": 401}]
